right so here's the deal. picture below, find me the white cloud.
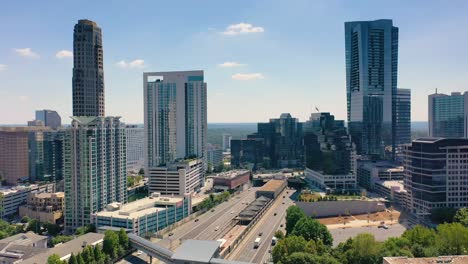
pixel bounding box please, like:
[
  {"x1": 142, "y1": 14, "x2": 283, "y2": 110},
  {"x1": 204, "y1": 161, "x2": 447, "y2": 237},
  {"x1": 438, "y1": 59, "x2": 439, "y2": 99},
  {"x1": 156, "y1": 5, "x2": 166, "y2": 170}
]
[
  {"x1": 222, "y1": 23, "x2": 265, "y2": 35},
  {"x1": 55, "y1": 50, "x2": 73, "y2": 59},
  {"x1": 14, "y1": 48, "x2": 39, "y2": 58},
  {"x1": 0, "y1": 64, "x2": 6, "y2": 71},
  {"x1": 231, "y1": 73, "x2": 265, "y2": 80},
  {"x1": 218, "y1": 61, "x2": 245, "y2": 68},
  {"x1": 116, "y1": 59, "x2": 146, "y2": 69}
]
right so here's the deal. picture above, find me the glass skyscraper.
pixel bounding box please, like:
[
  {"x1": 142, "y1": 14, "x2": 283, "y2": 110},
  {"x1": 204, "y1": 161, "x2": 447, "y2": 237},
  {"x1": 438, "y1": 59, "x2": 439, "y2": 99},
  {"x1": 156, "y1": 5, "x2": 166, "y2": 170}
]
[
  {"x1": 345, "y1": 19, "x2": 399, "y2": 158},
  {"x1": 72, "y1": 19, "x2": 105, "y2": 117},
  {"x1": 395, "y1": 88, "x2": 411, "y2": 145},
  {"x1": 428, "y1": 91, "x2": 468, "y2": 138}
]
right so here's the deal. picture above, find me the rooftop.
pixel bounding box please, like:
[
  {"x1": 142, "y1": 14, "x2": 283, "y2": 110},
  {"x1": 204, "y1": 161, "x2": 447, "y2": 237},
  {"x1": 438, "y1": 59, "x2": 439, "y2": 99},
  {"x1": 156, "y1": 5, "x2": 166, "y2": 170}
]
[
  {"x1": 214, "y1": 170, "x2": 250, "y2": 179},
  {"x1": 375, "y1": 180, "x2": 407, "y2": 193},
  {"x1": 95, "y1": 194, "x2": 185, "y2": 219},
  {"x1": 0, "y1": 232, "x2": 47, "y2": 245},
  {"x1": 31, "y1": 192, "x2": 64, "y2": 199},
  {"x1": 171, "y1": 239, "x2": 221, "y2": 262},
  {"x1": 0, "y1": 184, "x2": 43, "y2": 195},
  {"x1": 383, "y1": 255, "x2": 468, "y2": 264},
  {"x1": 258, "y1": 179, "x2": 286, "y2": 192}
]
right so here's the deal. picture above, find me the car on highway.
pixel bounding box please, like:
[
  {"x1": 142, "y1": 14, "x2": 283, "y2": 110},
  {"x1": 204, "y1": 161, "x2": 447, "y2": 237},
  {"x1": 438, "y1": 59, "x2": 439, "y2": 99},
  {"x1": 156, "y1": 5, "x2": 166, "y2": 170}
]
[
  {"x1": 194, "y1": 218, "x2": 199, "y2": 222},
  {"x1": 254, "y1": 237, "x2": 261, "y2": 249},
  {"x1": 259, "y1": 232, "x2": 263, "y2": 236},
  {"x1": 211, "y1": 209, "x2": 215, "y2": 212},
  {"x1": 271, "y1": 236, "x2": 277, "y2": 245},
  {"x1": 215, "y1": 226, "x2": 219, "y2": 231},
  {"x1": 168, "y1": 232, "x2": 174, "y2": 236},
  {"x1": 280, "y1": 224, "x2": 284, "y2": 227},
  {"x1": 274, "y1": 212, "x2": 277, "y2": 216},
  {"x1": 283, "y1": 196, "x2": 285, "y2": 198},
  {"x1": 137, "y1": 250, "x2": 143, "y2": 255},
  {"x1": 378, "y1": 224, "x2": 389, "y2": 229},
  {"x1": 282, "y1": 202, "x2": 285, "y2": 204}
]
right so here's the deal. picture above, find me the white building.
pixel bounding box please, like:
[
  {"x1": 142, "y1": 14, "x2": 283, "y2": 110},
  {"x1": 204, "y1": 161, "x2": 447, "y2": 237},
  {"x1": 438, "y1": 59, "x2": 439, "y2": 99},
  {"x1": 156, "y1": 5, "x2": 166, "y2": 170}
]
[
  {"x1": 222, "y1": 133, "x2": 232, "y2": 151},
  {"x1": 0, "y1": 183, "x2": 55, "y2": 219},
  {"x1": 305, "y1": 168, "x2": 356, "y2": 191},
  {"x1": 126, "y1": 125, "x2": 144, "y2": 173},
  {"x1": 147, "y1": 158, "x2": 204, "y2": 195},
  {"x1": 144, "y1": 71, "x2": 207, "y2": 168}
]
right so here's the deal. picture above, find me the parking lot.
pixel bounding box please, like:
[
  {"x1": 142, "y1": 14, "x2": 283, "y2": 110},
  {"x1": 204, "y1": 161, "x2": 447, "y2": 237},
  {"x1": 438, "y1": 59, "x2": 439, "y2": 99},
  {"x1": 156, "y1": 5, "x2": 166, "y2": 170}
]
[{"x1": 329, "y1": 223, "x2": 407, "y2": 246}]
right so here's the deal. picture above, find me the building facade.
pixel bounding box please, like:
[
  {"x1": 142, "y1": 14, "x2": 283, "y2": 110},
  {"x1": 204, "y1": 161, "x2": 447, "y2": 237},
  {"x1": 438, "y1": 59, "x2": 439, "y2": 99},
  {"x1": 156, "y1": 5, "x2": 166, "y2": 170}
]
[
  {"x1": 28, "y1": 130, "x2": 64, "y2": 182},
  {"x1": 93, "y1": 193, "x2": 190, "y2": 236},
  {"x1": 222, "y1": 133, "x2": 232, "y2": 151},
  {"x1": 207, "y1": 146, "x2": 223, "y2": 169},
  {"x1": 356, "y1": 160, "x2": 404, "y2": 190},
  {"x1": 19, "y1": 192, "x2": 64, "y2": 224},
  {"x1": 126, "y1": 125, "x2": 144, "y2": 173},
  {"x1": 147, "y1": 158, "x2": 204, "y2": 195},
  {"x1": 144, "y1": 71, "x2": 207, "y2": 169},
  {"x1": 395, "y1": 88, "x2": 411, "y2": 145},
  {"x1": 72, "y1": 19, "x2": 105, "y2": 117},
  {"x1": 305, "y1": 168, "x2": 357, "y2": 191},
  {"x1": 428, "y1": 91, "x2": 468, "y2": 138},
  {"x1": 0, "y1": 183, "x2": 55, "y2": 219},
  {"x1": 230, "y1": 138, "x2": 264, "y2": 168},
  {"x1": 213, "y1": 170, "x2": 250, "y2": 191},
  {"x1": 63, "y1": 116, "x2": 127, "y2": 233},
  {"x1": 403, "y1": 138, "x2": 468, "y2": 216},
  {"x1": 35, "y1": 110, "x2": 62, "y2": 129},
  {"x1": 345, "y1": 19, "x2": 398, "y2": 157}
]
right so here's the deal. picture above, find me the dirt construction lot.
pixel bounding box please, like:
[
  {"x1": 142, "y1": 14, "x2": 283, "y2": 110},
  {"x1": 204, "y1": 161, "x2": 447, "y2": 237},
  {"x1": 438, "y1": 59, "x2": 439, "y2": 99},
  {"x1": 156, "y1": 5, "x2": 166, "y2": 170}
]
[{"x1": 317, "y1": 210, "x2": 402, "y2": 228}]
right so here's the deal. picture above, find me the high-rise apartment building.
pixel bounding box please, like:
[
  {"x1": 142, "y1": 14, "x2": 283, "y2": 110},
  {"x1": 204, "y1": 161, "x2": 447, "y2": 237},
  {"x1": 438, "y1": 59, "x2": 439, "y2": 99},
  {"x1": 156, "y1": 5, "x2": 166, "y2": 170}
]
[
  {"x1": 29, "y1": 130, "x2": 64, "y2": 182},
  {"x1": 345, "y1": 19, "x2": 399, "y2": 157},
  {"x1": 144, "y1": 71, "x2": 207, "y2": 195},
  {"x1": 35, "y1": 110, "x2": 62, "y2": 129},
  {"x1": 222, "y1": 133, "x2": 232, "y2": 151},
  {"x1": 395, "y1": 88, "x2": 411, "y2": 145},
  {"x1": 63, "y1": 116, "x2": 126, "y2": 233},
  {"x1": 403, "y1": 138, "x2": 468, "y2": 216},
  {"x1": 428, "y1": 91, "x2": 468, "y2": 138},
  {"x1": 125, "y1": 125, "x2": 144, "y2": 173},
  {"x1": 72, "y1": 19, "x2": 105, "y2": 117}
]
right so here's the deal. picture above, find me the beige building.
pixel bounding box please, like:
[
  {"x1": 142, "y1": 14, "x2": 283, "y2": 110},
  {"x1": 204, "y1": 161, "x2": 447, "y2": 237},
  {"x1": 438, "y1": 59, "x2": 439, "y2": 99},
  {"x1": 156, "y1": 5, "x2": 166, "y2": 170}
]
[
  {"x1": 19, "y1": 192, "x2": 64, "y2": 223},
  {"x1": 383, "y1": 256, "x2": 468, "y2": 264}
]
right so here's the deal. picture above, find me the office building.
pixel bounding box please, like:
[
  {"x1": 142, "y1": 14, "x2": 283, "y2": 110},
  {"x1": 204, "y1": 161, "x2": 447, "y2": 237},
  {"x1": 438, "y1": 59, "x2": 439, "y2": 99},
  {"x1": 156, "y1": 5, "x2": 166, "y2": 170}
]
[
  {"x1": 345, "y1": 19, "x2": 399, "y2": 157},
  {"x1": 144, "y1": 71, "x2": 207, "y2": 168},
  {"x1": 304, "y1": 168, "x2": 357, "y2": 191},
  {"x1": 63, "y1": 116, "x2": 127, "y2": 233},
  {"x1": 395, "y1": 88, "x2": 411, "y2": 144},
  {"x1": 27, "y1": 120, "x2": 44, "y2": 127},
  {"x1": 304, "y1": 112, "x2": 354, "y2": 175},
  {"x1": 428, "y1": 91, "x2": 468, "y2": 138},
  {"x1": 19, "y1": 192, "x2": 64, "y2": 224},
  {"x1": 93, "y1": 193, "x2": 191, "y2": 236},
  {"x1": 35, "y1": 109, "x2": 62, "y2": 129},
  {"x1": 0, "y1": 183, "x2": 55, "y2": 219},
  {"x1": 207, "y1": 144, "x2": 223, "y2": 169},
  {"x1": 126, "y1": 125, "x2": 144, "y2": 173},
  {"x1": 356, "y1": 160, "x2": 404, "y2": 190},
  {"x1": 374, "y1": 180, "x2": 409, "y2": 207},
  {"x1": 72, "y1": 19, "x2": 105, "y2": 117},
  {"x1": 222, "y1": 133, "x2": 232, "y2": 151},
  {"x1": 230, "y1": 137, "x2": 264, "y2": 168},
  {"x1": 403, "y1": 138, "x2": 468, "y2": 216},
  {"x1": 0, "y1": 127, "x2": 51, "y2": 185},
  {"x1": 213, "y1": 170, "x2": 250, "y2": 191},
  {"x1": 147, "y1": 158, "x2": 204, "y2": 195},
  {"x1": 28, "y1": 130, "x2": 64, "y2": 182}
]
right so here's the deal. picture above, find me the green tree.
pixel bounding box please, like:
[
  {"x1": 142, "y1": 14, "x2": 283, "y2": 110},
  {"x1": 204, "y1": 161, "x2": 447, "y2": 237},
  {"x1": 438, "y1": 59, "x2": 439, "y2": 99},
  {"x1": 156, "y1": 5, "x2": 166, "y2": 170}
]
[
  {"x1": 291, "y1": 217, "x2": 333, "y2": 246},
  {"x1": 103, "y1": 230, "x2": 120, "y2": 259},
  {"x1": 380, "y1": 237, "x2": 413, "y2": 258},
  {"x1": 119, "y1": 228, "x2": 129, "y2": 249},
  {"x1": 436, "y1": 222, "x2": 468, "y2": 255},
  {"x1": 402, "y1": 225, "x2": 437, "y2": 248},
  {"x1": 138, "y1": 168, "x2": 145, "y2": 175},
  {"x1": 69, "y1": 254, "x2": 78, "y2": 264},
  {"x1": 283, "y1": 252, "x2": 340, "y2": 264},
  {"x1": 343, "y1": 233, "x2": 381, "y2": 264},
  {"x1": 51, "y1": 235, "x2": 73, "y2": 247},
  {"x1": 0, "y1": 219, "x2": 21, "y2": 239},
  {"x1": 20, "y1": 216, "x2": 31, "y2": 223},
  {"x1": 285, "y1": 206, "x2": 306, "y2": 235},
  {"x1": 454, "y1": 208, "x2": 468, "y2": 227},
  {"x1": 26, "y1": 219, "x2": 42, "y2": 234},
  {"x1": 76, "y1": 253, "x2": 85, "y2": 264},
  {"x1": 274, "y1": 230, "x2": 285, "y2": 240},
  {"x1": 75, "y1": 224, "x2": 96, "y2": 236},
  {"x1": 272, "y1": 235, "x2": 307, "y2": 263},
  {"x1": 47, "y1": 254, "x2": 64, "y2": 264},
  {"x1": 44, "y1": 222, "x2": 61, "y2": 236}
]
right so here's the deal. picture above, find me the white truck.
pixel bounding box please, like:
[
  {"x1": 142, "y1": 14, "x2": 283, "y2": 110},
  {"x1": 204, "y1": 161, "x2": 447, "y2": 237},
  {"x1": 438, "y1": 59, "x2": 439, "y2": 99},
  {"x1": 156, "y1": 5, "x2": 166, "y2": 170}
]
[
  {"x1": 271, "y1": 236, "x2": 278, "y2": 246},
  {"x1": 254, "y1": 237, "x2": 261, "y2": 248}
]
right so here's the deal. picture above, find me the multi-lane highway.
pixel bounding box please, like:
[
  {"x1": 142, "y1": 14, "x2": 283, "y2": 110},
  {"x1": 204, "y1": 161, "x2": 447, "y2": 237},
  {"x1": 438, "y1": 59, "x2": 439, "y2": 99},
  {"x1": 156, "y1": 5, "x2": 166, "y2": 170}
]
[{"x1": 228, "y1": 189, "x2": 295, "y2": 264}]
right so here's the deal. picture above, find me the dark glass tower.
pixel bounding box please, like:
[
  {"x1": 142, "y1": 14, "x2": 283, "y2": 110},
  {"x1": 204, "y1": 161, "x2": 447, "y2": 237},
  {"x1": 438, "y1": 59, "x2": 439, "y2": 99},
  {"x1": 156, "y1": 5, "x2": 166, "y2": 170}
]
[
  {"x1": 345, "y1": 19, "x2": 398, "y2": 158},
  {"x1": 72, "y1": 19, "x2": 105, "y2": 117}
]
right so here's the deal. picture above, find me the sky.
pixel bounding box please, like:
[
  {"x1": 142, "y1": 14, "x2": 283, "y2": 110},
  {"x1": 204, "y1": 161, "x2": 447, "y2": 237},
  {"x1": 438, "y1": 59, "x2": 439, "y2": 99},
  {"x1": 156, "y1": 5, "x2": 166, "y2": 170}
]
[{"x1": 0, "y1": 0, "x2": 467, "y2": 124}]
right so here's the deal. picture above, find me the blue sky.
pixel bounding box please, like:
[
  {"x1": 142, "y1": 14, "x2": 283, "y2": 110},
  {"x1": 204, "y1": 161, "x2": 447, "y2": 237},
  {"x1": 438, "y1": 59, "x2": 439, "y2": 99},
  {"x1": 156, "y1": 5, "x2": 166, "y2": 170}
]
[{"x1": 1, "y1": 0, "x2": 467, "y2": 124}]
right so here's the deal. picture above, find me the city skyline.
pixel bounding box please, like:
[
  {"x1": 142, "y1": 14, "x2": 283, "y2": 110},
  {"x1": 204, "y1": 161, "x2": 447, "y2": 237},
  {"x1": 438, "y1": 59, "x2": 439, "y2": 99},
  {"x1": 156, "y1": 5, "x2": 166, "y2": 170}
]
[{"x1": 1, "y1": 1, "x2": 468, "y2": 124}]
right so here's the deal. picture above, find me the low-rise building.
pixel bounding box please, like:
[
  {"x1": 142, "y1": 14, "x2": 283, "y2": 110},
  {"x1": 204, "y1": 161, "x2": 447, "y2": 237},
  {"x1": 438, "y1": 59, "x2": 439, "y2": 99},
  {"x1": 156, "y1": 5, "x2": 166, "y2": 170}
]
[
  {"x1": 0, "y1": 183, "x2": 55, "y2": 219},
  {"x1": 374, "y1": 180, "x2": 409, "y2": 208},
  {"x1": 213, "y1": 170, "x2": 250, "y2": 191},
  {"x1": 356, "y1": 161, "x2": 404, "y2": 191},
  {"x1": 93, "y1": 193, "x2": 191, "y2": 236},
  {"x1": 148, "y1": 158, "x2": 204, "y2": 195},
  {"x1": 255, "y1": 179, "x2": 287, "y2": 199},
  {"x1": 383, "y1": 255, "x2": 468, "y2": 264},
  {"x1": 19, "y1": 192, "x2": 64, "y2": 224},
  {"x1": 0, "y1": 232, "x2": 48, "y2": 264},
  {"x1": 305, "y1": 168, "x2": 356, "y2": 191}
]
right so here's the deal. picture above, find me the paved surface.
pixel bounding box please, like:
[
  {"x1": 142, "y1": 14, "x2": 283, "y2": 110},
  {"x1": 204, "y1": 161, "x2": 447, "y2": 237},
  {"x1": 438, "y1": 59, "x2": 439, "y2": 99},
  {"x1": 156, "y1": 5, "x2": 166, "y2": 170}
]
[
  {"x1": 119, "y1": 188, "x2": 257, "y2": 264},
  {"x1": 228, "y1": 189, "x2": 295, "y2": 264},
  {"x1": 329, "y1": 223, "x2": 407, "y2": 247}
]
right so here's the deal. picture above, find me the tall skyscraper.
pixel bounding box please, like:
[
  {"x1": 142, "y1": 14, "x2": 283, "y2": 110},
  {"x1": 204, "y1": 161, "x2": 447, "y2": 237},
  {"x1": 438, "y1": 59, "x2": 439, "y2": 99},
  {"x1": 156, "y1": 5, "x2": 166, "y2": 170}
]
[
  {"x1": 395, "y1": 88, "x2": 411, "y2": 145},
  {"x1": 125, "y1": 125, "x2": 144, "y2": 173},
  {"x1": 29, "y1": 130, "x2": 64, "y2": 183},
  {"x1": 345, "y1": 19, "x2": 399, "y2": 157},
  {"x1": 63, "y1": 116, "x2": 126, "y2": 233},
  {"x1": 144, "y1": 71, "x2": 207, "y2": 167},
  {"x1": 428, "y1": 91, "x2": 468, "y2": 138},
  {"x1": 72, "y1": 19, "x2": 105, "y2": 117},
  {"x1": 222, "y1": 133, "x2": 232, "y2": 151},
  {"x1": 35, "y1": 110, "x2": 62, "y2": 129}
]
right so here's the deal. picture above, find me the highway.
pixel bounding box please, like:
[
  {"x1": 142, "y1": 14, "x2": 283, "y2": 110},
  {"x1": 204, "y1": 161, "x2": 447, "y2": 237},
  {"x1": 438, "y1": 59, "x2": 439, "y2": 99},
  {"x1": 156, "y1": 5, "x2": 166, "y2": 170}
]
[{"x1": 228, "y1": 189, "x2": 295, "y2": 263}]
